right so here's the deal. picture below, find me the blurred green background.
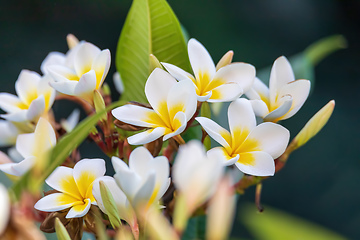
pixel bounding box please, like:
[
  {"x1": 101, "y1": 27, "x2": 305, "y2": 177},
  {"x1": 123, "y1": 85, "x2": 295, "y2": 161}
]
[{"x1": 0, "y1": 0, "x2": 359, "y2": 239}]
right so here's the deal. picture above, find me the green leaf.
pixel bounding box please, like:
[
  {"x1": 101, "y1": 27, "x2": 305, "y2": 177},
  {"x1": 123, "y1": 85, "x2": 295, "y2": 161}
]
[
  {"x1": 116, "y1": 0, "x2": 191, "y2": 103},
  {"x1": 239, "y1": 203, "x2": 346, "y2": 240},
  {"x1": 182, "y1": 215, "x2": 207, "y2": 240},
  {"x1": 99, "y1": 180, "x2": 122, "y2": 228},
  {"x1": 54, "y1": 218, "x2": 71, "y2": 240},
  {"x1": 11, "y1": 101, "x2": 122, "y2": 200}
]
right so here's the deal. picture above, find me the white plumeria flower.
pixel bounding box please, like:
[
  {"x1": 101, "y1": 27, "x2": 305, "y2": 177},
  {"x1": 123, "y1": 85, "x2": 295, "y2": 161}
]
[
  {"x1": 172, "y1": 140, "x2": 224, "y2": 211},
  {"x1": 196, "y1": 98, "x2": 289, "y2": 176},
  {"x1": 34, "y1": 158, "x2": 106, "y2": 218},
  {"x1": 112, "y1": 68, "x2": 197, "y2": 145},
  {"x1": 245, "y1": 56, "x2": 311, "y2": 122},
  {"x1": 0, "y1": 184, "x2": 10, "y2": 235},
  {"x1": 162, "y1": 38, "x2": 255, "y2": 102},
  {"x1": 0, "y1": 118, "x2": 56, "y2": 177},
  {"x1": 92, "y1": 176, "x2": 136, "y2": 226},
  {"x1": 112, "y1": 147, "x2": 170, "y2": 209},
  {"x1": 47, "y1": 42, "x2": 111, "y2": 103},
  {"x1": 0, "y1": 70, "x2": 56, "y2": 122}
]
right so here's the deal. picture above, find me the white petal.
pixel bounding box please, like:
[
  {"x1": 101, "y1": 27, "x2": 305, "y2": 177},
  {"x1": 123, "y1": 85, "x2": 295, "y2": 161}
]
[
  {"x1": 150, "y1": 156, "x2": 170, "y2": 198},
  {"x1": 15, "y1": 70, "x2": 41, "y2": 105},
  {"x1": 196, "y1": 117, "x2": 231, "y2": 149},
  {"x1": 228, "y1": 98, "x2": 256, "y2": 135},
  {"x1": 207, "y1": 82, "x2": 243, "y2": 102},
  {"x1": 246, "y1": 122, "x2": 289, "y2": 159},
  {"x1": 0, "y1": 156, "x2": 35, "y2": 176},
  {"x1": 0, "y1": 184, "x2": 10, "y2": 235},
  {"x1": 245, "y1": 77, "x2": 270, "y2": 101},
  {"x1": 61, "y1": 109, "x2": 80, "y2": 132},
  {"x1": 34, "y1": 193, "x2": 81, "y2": 212},
  {"x1": 207, "y1": 147, "x2": 239, "y2": 166},
  {"x1": 214, "y1": 63, "x2": 255, "y2": 93},
  {"x1": 41, "y1": 51, "x2": 66, "y2": 75},
  {"x1": 161, "y1": 62, "x2": 194, "y2": 81},
  {"x1": 113, "y1": 165, "x2": 142, "y2": 201},
  {"x1": 16, "y1": 132, "x2": 35, "y2": 158},
  {"x1": 8, "y1": 147, "x2": 24, "y2": 163},
  {"x1": 128, "y1": 147, "x2": 155, "y2": 176},
  {"x1": 188, "y1": 39, "x2": 216, "y2": 81},
  {"x1": 33, "y1": 117, "x2": 57, "y2": 153},
  {"x1": 1, "y1": 111, "x2": 27, "y2": 122},
  {"x1": 0, "y1": 93, "x2": 23, "y2": 113},
  {"x1": 249, "y1": 100, "x2": 269, "y2": 118},
  {"x1": 49, "y1": 80, "x2": 77, "y2": 96},
  {"x1": 277, "y1": 79, "x2": 311, "y2": 120},
  {"x1": 45, "y1": 166, "x2": 81, "y2": 197},
  {"x1": 37, "y1": 75, "x2": 56, "y2": 110},
  {"x1": 197, "y1": 91, "x2": 212, "y2": 102},
  {"x1": 127, "y1": 127, "x2": 167, "y2": 145},
  {"x1": 73, "y1": 158, "x2": 106, "y2": 198},
  {"x1": 0, "y1": 120, "x2": 20, "y2": 147},
  {"x1": 263, "y1": 95, "x2": 293, "y2": 122},
  {"x1": 145, "y1": 69, "x2": 177, "y2": 115},
  {"x1": 91, "y1": 49, "x2": 111, "y2": 89},
  {"x1": 66, "y1": 198, "x2": 92, "y2": 218},
  {"x1": 235, "y1": 151, "x2": 275, "y2": 176},
  {"x1": 163, "y1": 111, "x2": 187, "y2": 141},
  {"x1": 73, "y1": 70, "x2": 97, "y2": 100},
  {"x1": 74, "y1": 42, "x2": 101, "y2": 77},
  {"x1": 112, "y1": 104, "x2": 158, "y2": 128},
  {"x1": 26, "y1": 95, "x2": 45, "y2": 121},
  {"x1": 113, "y1": 72, "x2": 124, "y2": 94},
  {"x1": 269, "y1": 56, "x2": 295, "y2": 105},
  {"x1": 167, "y1": 80, "x2": 197, "y2": 121},
  {"x1": 132, "y1": 171, "x2": 156, "y2": 207},
  {"x1": 111, "y1": 156, "x2": 130, "y2": 173},
  {"x1": 48, "y1": 65, "x2": 79, "y2": 83}
]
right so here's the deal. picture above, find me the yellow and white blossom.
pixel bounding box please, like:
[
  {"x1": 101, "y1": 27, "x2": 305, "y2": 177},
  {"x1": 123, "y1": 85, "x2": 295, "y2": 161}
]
[
  {"x1": 0, "y1": 120, "x2": 21, "y2": 147},
  {"x1": 0, "y1": 118, "x2": 56, "y2": 177},
  {"x1": 112, "y1": 146, "x2": 170, "y2": 209},
  {"x1": 172, "y1": 140, "x2": 224, "y2": 212},
  {"x1": 162, "y1": 38, "x2": 255, "y2": 102},
  {"x1": 0, "y1": 184, "x2": 10, "y2": 235},
  {"x1": 112, "y1": 68, "x2": 197, "y2": 145},
  {"x1": 245, "y1": 56, "x2": 311, "y2": 122},
  {"x1": 34, "y1": 158, "x2": 106, "y2": 218},
  {"x1": 196, "y1": 98, "x2": 289, "y2": 176},
  {"x1": 0, "y1": 70, "x2": 55, "y2": 122},
  {"x1": 47, "y1": 41, "x2": 111, "y2": 103}
]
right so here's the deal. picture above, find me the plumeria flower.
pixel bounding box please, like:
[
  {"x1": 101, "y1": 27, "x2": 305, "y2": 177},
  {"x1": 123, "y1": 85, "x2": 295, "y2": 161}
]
[
  {"x1": 92, "y1": 176, "x2": 136, "y2": 227},
  {"x1": 161, "y1": 38, "x2": 255, "y2": 102},
  {"x1": 112, "y1": 146, "x2": 170, "y2": 209},
  {"x1": 245, "y1": 56, "x2": 311, "y2": 122},
  {"x1": 172, "y1": 140, "x2": 224, "y2": 212},
  {"x1": 196, "y1": 98, "x2": 289, "y2": 176},
  {"x1": 34, "y1": 158, "x2": 106, "y2": 218},
  {"x1": 112, "y1": 68, "x2": 197, "y2": 145},
  {"x1": 47, "y1": 42, "x2": 111, "y2": 103},
  {"x1": 0, "y1": 70, "x2": 56, "y2": 122},
  {"x1": 0, "y1": 118, "x2": 56, "y2": 177}
]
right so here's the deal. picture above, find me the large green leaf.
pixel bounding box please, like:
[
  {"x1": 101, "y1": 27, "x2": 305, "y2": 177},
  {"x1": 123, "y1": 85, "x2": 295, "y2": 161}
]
[
  {"x1": 116, "y1": 0, "x2": 191, "y2": 103},
  {"x1": 11, "y1": 101, "x2": 122, "y2": 200},
  {"x1": 239, "y1": 203, "x2": 346, "y2": 240}
]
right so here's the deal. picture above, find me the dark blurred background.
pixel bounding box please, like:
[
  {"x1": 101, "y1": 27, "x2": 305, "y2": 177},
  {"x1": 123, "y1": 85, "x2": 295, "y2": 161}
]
[{"x1": 0, "y1": 0, "x2": 359, "y2": 239}]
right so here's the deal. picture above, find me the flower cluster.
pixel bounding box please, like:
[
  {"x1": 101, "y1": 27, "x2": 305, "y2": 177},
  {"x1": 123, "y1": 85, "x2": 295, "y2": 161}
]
[{"x1": 0, "y1": 19, "x2": 335, "y2": 240}]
